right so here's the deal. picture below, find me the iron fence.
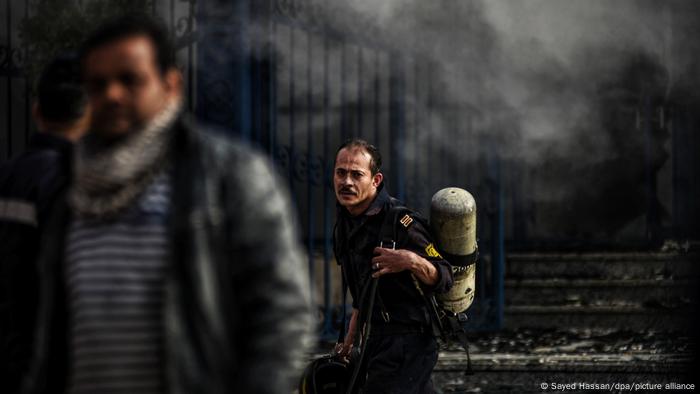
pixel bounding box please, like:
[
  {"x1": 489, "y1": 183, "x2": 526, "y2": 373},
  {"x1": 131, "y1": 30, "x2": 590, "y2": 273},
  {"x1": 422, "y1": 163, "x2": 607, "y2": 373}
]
[{"x1": 196, "y1": 0, "x2": 506, "y2": 333}]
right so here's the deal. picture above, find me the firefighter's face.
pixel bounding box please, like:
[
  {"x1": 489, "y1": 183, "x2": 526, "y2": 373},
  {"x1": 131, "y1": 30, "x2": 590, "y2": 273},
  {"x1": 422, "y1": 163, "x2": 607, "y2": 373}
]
[
  {"x1": 334, "y1": 147, "x2": 383, "y2": 216},
  {"x1": 83, "y1": 35, "x2": 181, "y2": 138}
]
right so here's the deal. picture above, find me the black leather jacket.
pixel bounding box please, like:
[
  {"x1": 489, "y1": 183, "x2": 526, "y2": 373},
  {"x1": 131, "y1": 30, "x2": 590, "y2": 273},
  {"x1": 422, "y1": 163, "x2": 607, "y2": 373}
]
[{"x1": 23, "y1": 119, "x2": 312, "y2": 394}]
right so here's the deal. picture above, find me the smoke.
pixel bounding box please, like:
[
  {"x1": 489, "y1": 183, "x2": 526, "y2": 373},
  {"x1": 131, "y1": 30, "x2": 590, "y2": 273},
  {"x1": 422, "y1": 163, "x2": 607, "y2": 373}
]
[{"x1": 241, "y1": 0, "x2": 700, "y2": 240}]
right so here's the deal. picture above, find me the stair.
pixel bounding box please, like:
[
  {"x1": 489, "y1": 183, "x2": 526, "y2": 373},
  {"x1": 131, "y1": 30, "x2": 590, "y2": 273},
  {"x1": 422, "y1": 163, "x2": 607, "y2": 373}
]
[
  {"x1": 503, "y1": 252, "x2": 700, "y2": 330},
  {"x1": 431, "y1": 328, "x2": 697, "y2": 393},
  {"x1": 309, "y1": 250, "x2": 699, "y2": 393}
]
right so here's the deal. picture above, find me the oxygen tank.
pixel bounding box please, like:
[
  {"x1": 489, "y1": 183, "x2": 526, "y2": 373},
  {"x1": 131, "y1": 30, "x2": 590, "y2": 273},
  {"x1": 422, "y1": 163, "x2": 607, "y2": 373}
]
[{"x1": 430, "y1": 187, "x2": 477, "y2": 314}]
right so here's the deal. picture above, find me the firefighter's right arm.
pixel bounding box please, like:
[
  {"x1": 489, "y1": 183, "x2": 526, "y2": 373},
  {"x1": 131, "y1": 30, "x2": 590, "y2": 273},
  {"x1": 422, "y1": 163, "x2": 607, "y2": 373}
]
[{"x1": 335, "y1": 308, "x2": 359, "y2": 357}]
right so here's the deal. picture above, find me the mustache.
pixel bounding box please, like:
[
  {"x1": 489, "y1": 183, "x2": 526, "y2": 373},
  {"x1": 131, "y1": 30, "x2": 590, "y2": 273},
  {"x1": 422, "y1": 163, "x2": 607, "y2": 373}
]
[{"x1": 339, "y1": 186, "x2": 357, "y2": 195}]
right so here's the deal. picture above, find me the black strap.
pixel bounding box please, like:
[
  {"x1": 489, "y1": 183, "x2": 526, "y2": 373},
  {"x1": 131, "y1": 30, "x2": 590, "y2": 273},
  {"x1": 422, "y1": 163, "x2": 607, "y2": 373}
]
[
  {"x1": 378, "y1": 200, "x2": 408, "y2": 245},
  {"x1": 446, "y1": 315, "x2": 474, "y2": 375},
  {"x1": 439, "y1": 247, "x2": 479, "y2": 267},
  {"x1": 336, "y1": 220, "x2": 349, "y2": 345},
  {"x1": 346, "y1": 277, "x2": 379, "y2": 394},
  {"x1": 338, "y1": 264, "x2": 348, "y2": 344}
]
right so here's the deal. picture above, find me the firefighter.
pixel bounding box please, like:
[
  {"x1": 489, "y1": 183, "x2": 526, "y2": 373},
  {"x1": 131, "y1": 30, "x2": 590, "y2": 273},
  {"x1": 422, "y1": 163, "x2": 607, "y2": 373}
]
[{"x1": 332, "y1": 139, "x2": 454, "y2": 394}]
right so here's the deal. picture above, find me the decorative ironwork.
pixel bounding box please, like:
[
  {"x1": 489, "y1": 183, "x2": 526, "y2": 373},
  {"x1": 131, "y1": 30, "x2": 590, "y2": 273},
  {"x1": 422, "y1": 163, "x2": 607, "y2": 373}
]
[
  {"x1": 174, "y1": 0, "x2": 197, "y2": 49},
  {"x1": 272, "y1": 0, "x2": 382, "y2": 43},
  {"x1": 0, "y1": 46, "x2": 27, "y2": 77},
  {"x1": 274, "y1": 145, "x2": 291, "y2": 172},
  {"x1": 0, "y1": 46, "x2": 10, "y2": 73},
  {"x1": 308, "y1": 154, "x2": 324, "y2": 186},
  {"x1": 274, "y1": 0, "x2": 325, "y2": 27},
  {"x1": 272, "y1": 147, "x2": 327, "y2": 187}
]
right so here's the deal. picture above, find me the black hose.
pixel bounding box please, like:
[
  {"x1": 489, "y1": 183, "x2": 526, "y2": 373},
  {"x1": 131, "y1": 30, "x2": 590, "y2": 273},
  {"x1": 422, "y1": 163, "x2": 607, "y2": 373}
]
[{"x1": 346, "y1": 277, "x2": 378, "y2": 394}]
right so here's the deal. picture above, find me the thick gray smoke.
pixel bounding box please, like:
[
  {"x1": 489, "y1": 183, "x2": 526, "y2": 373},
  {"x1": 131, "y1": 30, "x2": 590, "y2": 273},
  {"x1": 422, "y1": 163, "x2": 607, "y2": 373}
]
[
  {"x1": 261, "y1": 0, "x2": 698, "y2": 242},
  {"x1": 233, "y1": 0, "x2": 700, "y2": 243}
]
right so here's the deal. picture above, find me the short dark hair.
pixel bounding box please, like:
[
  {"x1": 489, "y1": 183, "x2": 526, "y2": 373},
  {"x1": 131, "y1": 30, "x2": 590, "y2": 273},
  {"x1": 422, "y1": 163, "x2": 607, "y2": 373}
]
[
  {"x1": 335, "y1": 139, "x2": 382, "y2": 175},
  {"x1": 79, "y1": 13, "x2": 175, "y2": 75},
  {"x1": 37, "y1": 52, "x2": 87, "y2": 123}
]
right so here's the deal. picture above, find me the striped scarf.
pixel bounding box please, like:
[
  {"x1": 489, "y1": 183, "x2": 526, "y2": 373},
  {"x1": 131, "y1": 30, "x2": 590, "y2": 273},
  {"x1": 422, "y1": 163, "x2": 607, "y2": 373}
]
[{"x1": 69, "y1": 100, "x2": 180, "y2": 219}]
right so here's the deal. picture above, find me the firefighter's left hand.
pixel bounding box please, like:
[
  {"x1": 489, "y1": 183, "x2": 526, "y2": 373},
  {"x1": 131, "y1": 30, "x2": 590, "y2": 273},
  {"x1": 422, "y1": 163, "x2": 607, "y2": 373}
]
[{"x1": 371, "y1": 247, "x2": 417, "y2": 278}]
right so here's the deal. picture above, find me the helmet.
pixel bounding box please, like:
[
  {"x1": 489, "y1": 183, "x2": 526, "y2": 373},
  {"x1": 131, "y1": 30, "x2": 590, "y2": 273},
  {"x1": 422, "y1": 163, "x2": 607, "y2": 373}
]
[{"x1": 299, "y1": 355, "x2": 350, "y2": 394}]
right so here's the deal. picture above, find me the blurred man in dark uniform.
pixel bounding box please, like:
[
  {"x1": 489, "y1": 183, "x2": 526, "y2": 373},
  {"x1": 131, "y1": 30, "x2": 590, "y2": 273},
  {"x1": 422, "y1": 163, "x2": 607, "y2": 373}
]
[
  {"x1": 0, "y1": 53, "x2": 89, "y2": 394},
  {"x1": 333, "y1": 139, "x2": 453, "y2": 394},
  {"x1": 23, "y1": 14, "x2": 311, "y2": 394}
]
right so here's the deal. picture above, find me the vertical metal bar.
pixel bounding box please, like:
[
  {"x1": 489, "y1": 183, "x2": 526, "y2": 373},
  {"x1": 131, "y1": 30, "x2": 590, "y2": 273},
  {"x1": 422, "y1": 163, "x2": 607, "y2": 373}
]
[
  {"x1": 7, "y1": 0, "x2": 12, "y2": 158},
  {"x1": 513, "y1": 158, "x2": 527, "y2": 242},
  {"x1": 671, "y1": 108, "x2": 679, "y2": 236},
  {"x1": 373, "y1": 50, "x2": 379, "y2": 145},
  {"x1": 644, "y1": 97, "x2": 657, "y2": 242},
  {"x1": 491, "y1": 152, "x2": 505, "y2": 330},
  {"x1": 306, "y1": 30, "x2": 315, "y2": 310},
  {"x1": 249, "y1": 40, "x2": 257, "y2": 145},
  {"x1": 451, "y1": 109, "x2": 466, "y2": 188},
  {"x1": 237, "y1": 1, "x2": 252, "y2": 142},
  {"x1": 288, "y1": 27, "x2": 295, "y2": 200},
  {"x1": 170, "y1": 0, "x2": 175, "y2": 37},
  {"x1": 452, "y1": 108, "x2": 459, "y2": 187},
  {"x1": 413, "y1": 60, "x2": 420, "y2": 206},
  {"x1": 340, "y1": 42, "x2": 347, "y2": 141},
  {"x1": 251, "y1": 23, "x2": 261, "y2": 146},
  {"x1": 269, "y1": 14, "x2": 277, "y2": 157},
  {"x1": 475, "y1": 208, "x2": 487, "y2": 311},
  {"x1": 257, "y1": 29, "x2": 265, "y2": 147},
  {"x1": 187, "y1": 0, "x2": 195, "y2": 112},
  {"x1": 426, "y1": 62, "x2": 433, "y2": 194},
  {"x1": 443, "y1": 97, "x2": 448, "y2": 188},
  {"x1": 357, "y1": 47, "x2": 362, "y2": 138},
  {"x1": 24, "y1": 0, "x2": 30, "y2": 146},
  {"x1": 321, "y1": 31, "x2": 334, "y2": 339},
  {"x1": 389, "y1": 54, "x2": 405, "y2": 200}
]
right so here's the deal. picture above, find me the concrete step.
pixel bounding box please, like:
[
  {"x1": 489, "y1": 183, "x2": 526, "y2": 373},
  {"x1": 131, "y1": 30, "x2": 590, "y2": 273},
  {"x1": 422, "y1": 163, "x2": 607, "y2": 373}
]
[
  {"x1": 436, "y1": 328, "x2": 697, "y2": 393},
  {"x1": 502, "y1": 252, "x2": 700, "y2": 330},
  {"x1": 503, "y1": 304, "x2": 696, "y2": 330},
  {"x1": 435, "y1": 351, "x2": 692, "y2": 373},
  {"x1": 504, "y1": 278, "x2": 698, "y2": 306},
  {"x1": 505, "y1": 252, "x2": 699, "y2": 280},
  {"x1": 433, "y1": 349, "x2": 696, "y2": 393},
  {"x1": 432, "y1": 368, "x2": 696, "y2": 394}
]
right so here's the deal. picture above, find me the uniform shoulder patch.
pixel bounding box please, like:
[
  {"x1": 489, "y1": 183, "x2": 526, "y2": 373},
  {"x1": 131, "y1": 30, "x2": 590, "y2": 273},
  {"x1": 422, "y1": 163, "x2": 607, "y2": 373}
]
[
  {"x1": 425, "y1": 243, "x2": 443, "y2": 258},
  {"x1": 399, "y1": 214, "x2": 413, "y2": 228}
]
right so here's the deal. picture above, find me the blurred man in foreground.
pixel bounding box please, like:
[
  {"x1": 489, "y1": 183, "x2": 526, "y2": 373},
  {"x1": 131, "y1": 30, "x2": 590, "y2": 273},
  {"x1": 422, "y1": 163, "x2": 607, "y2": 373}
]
[{"x1": 24, "y1": 14, "x2": 311, "y2": 394}]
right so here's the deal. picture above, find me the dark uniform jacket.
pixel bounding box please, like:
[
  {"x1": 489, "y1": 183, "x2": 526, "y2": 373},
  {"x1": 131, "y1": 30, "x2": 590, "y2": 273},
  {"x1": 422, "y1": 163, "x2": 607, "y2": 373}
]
[
  {"x1": 334, "y1": 184, "x2": 453, "y2": 329},
  {"x1": 23, "y1": 119, "x2": 312, "y2": 394},
  {"x1": 0, "y1": 132, "x2": 72, "y2": 394}
]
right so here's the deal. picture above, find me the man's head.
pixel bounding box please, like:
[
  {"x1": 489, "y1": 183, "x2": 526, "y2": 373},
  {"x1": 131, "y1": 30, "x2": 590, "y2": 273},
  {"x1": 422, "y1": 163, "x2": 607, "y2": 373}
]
[
  {"x1": 334, "y1": 139, "x2": 383, "y2": 216},
  {"x1": 79, "y1": 14, "x2": 182, "y2": 138},
  {"x1": 34, "y1": 52, "x2": 90, "y2": 142}
]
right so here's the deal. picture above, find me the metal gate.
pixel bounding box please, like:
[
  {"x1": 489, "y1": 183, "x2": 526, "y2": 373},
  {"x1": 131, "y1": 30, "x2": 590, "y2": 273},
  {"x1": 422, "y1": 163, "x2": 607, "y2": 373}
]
[
  {"x1": 1, "y1": 0, "x2": 507, "y2": 333},
  {"x1": 0, "y1": 0, "x2": 197, "y2": 160},
  {"x1": 196, "y1": 0, "x2": 505, "y2": 333}
]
